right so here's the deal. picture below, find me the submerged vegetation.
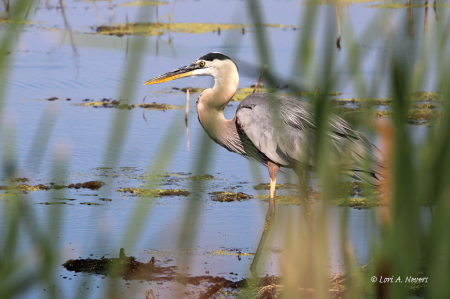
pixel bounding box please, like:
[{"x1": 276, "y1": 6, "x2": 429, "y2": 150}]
[
  {"x1": 209, "y1": 191, "x2": 252, "y2": 202},
  {"x1": 96, "y1": 22, "x2": 296, "y2": 37},
  {"x1": 117, "y1": 187, "x2": 190, "y2": 197},
  {"x1": 74, "y1": 98, "x2": 184, "y2": 110}
]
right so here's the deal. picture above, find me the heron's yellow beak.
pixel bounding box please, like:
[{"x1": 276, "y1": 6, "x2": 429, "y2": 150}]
[{"x1": 144, "y1": 65, "x2": 195, "y2": 85}]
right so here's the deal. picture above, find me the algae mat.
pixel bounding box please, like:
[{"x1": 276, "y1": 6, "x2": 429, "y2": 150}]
[
  {"x1": 96, "y1": 22, "x2": 297, "y2": 36},
  {"x1": 117, "y1": 0, "x2": 168, "y2": 6}
]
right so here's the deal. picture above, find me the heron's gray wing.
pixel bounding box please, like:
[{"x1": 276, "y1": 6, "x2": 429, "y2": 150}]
[
  {"x1": 236, "y1": 93, "x2": 313, "y2": 167},
  {"x1": 278, "y1": 95, "x2": 385, "y2": 182},
  {"x1": 236, "y1": 93, "x2": 384, "y2": 183}
]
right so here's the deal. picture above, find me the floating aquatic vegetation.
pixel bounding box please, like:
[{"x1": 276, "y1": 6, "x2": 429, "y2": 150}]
[
  {"x1": 206, "y1": 249, "x2": 253, "y2": 257},
  {"x1": 371, "y1": 2, "x2": 450, "y2": 8},
  {"x1": 0, "y1": 18, "x2": 34, "y2": 25},
  {"x1": 135, "y1": 102, "x2": 184, "y2": 110},
  {"x1": 231, "y1": 86, "x2": 342, "y2": 102},
  {"x1": 96, "y1": 22, "x2": 296, "y2": 37},
  {"x1": 171, "y1": 87, "x2": 204, "y2": 93},
  {"x1": 75, "y1": 99, "x2": 183, "y2": 110},
  {"x1": 329, "y1": 197, "x2": 383, "y2": 209},
  {"x1": 209, "y1": 191, "x2": 251, "y2": 202},
  {"x1": 255, "y1": 195, "x2": 306, "y2": 205},
  {"x1": 68, "y1": 181, "x2": 105, "y2": 190},
  {"x1": 334, "y1": 92, "x2": 442, "y2": 125},
  {"x1": 76, "y1": 99, "x2": 131, "y2": 109},
  {"x1": 11, "y1": 177, "x2": 30, "y2": 182},
  {"x1": 190, "y1": 174, "x2": 214, "y2": 181},
  {"x1": 55, "y1": 198, "x2": 76, "y2": 201},
  {"x1": 80, "y1": 202, "x2": 103, "y2": 205},
  {"x1": 253, "y1": 182, "x2": 299, "y2": 190},
  {"x1": 0, "y1": 184, "x2": 51, "y2": 192},
  {"x1": 117, "y1": 0, "x2": 168, "y2": 6},
  {"x1": 407, "y1": 110, "x2": 441, "y2": 125},
  {"x1": 118, "y1": 187, "x2": 190, "y2": 197},
  {"x1": 303, "y1": 0, "x2": 386, "y2": 5},
  {"x1": 18, "y1": 184, "x2": 51, "y2": 191}
]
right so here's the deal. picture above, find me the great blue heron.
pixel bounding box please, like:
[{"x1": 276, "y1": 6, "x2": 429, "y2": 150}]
[
  {"x1": 145, "y1": 52, "x2": 384, "y2": 200},
  {"x1": 144, "y1": 52, "x2": 384, "y2": 276}
]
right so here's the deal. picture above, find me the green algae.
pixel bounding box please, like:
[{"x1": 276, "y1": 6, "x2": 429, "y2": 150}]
[
  {"x1": 209, "y1": 191, "x2": 251, "y2": 202},
  {"x1": 76, "y1": 100, "x2": 131, "y2": 109},
  {"x1": 207, "y1": 249, "x2": 253, "y2": 257},
  {"x1": 96, "y1": 22, "x2": 296, "y2": 37},
  {"x1": 0, "y1": 184, "x2": 51, "y2": 192},
  {"x1": 407, "y1": 110, "x2": 441, "y2": 125},
  {"x1": 371, "y1": 3, "x2": 450, "y2": 8},
  {"x1": 230, "y1": 87, "x2": 342, "y2": 102},
  {"x1": 76, "y1": 99, "x2": 183, "y2": 110},
  {"x1": 17, "y1": 184, "x2": 50, "y2": 191},
  {"x1": 135, "y1": 102, "x2": 184, "y2": 110},
  {"x1": 255, "y1": 194, "x2": 381, "y2": 208},
  {"x1": 0, "y1": 18, "x2": 34, "y2": 25},
  {"x1": 118, "y1": 187, "x2": 190, "y2": 197},
  {"x1": 191, "y1": 174, "x2": 214, "y2": 181},
  {"x1": 330, "y1": 197, "x2": 383, "y2": 209},
  {"x1": 80, "y1": 202, "x2": 103, "y2": 205},
  {"x1": 253, "y1": 183, "x2": 299, "y2": 190},
  {"x1": 304, "y1": 0, "x2": 386, "y2": 5},
  {"x1": 11, "y1": 178, "x2": 30, "y2": 183},
  {"x1": 334, "y1": 92, "x2": 442, "y2": 125},
  {"x1": 333, "y1": 92, "x2": 441, "y2": 105},
  {"x1": 68, "y1": 181, "x2": 104, "y2": 190},
  {"x1": 117, "y1": 1, "x2": 168, "y2": 6},
  {"x1": 255, "y1": 195, "x2": 306, "y2": 205},
  {"x1": 172, "y1": 87, "x2": 204, "y2": 93}
]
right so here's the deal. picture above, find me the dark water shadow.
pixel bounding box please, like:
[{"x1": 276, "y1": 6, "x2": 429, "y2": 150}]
[{"x1": 62, "y1": 248, "x2": 282, "y2": 298}]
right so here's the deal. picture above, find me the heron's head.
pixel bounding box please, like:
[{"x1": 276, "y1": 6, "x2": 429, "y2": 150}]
[{"x1": 144, "y1": 52, "x2": 238, "y2": 85}]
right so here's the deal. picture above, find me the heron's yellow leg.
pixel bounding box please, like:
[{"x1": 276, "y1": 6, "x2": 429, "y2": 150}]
[{"x1": 270, "y1": 177, "x2": 276, "y2": 199}]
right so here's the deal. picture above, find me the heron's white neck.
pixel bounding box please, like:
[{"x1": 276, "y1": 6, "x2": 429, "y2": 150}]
[{"x1": 196, "y1": 61, "x2": 239, "y2": 142}]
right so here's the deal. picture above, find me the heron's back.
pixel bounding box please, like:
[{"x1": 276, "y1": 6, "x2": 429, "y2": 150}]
[{"x1": 235, "y1": 93, "x2": 384, "y2": 184}]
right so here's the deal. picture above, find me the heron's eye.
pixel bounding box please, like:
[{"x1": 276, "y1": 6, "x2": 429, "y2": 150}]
[{"x1": 199, "y1": 61, "x2": 205, "y2": 67}]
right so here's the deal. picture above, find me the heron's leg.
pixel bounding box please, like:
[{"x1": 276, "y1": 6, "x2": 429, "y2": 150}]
[
  {"x1": 250, "y1": 161, "x2": 279, "y2": 279},
  {"x1": 268, "y1": 161, "x2": 280, "y2": 213}
]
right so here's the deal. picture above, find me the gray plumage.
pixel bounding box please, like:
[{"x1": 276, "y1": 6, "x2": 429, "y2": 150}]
[
  {"x1": 144, "y1": 52, "x2": 385, "y2": 277},
  {"x1": 215, "y1": 93, "x2": 384, "y2": 184},
  {"x1": 144, "y1": 52, "x2": 385, "y2": 188}
]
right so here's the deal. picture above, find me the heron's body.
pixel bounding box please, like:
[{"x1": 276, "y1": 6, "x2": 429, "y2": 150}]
[
  {"x1": 145, "y1": 52, "x2": 384, "y2": 199},
  {"x1": 145, "y1": 52, "x2": 384, "y2": 276}
]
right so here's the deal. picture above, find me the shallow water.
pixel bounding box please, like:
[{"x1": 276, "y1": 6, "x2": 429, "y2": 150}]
[{"x1": 0, "y1": 0, "x2": 444, "y2": 297}]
